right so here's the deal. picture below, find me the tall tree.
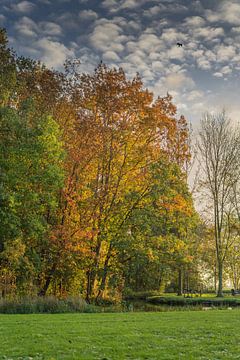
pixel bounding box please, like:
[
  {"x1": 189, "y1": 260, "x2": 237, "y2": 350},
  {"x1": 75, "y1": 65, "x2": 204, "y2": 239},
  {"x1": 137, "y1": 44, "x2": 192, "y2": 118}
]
[
  {"x1": 198, "y1": 111, "x2": 240, "y2": 297},
  {"x1": 0, "y1": 101, "x2": 65, "y2": 295},
  {"x1": 120, "y1": 158, "x2": 198, "y2": 295},
  {"x1": 57, "y1": 63, "x2": 192, "y2": 301}
]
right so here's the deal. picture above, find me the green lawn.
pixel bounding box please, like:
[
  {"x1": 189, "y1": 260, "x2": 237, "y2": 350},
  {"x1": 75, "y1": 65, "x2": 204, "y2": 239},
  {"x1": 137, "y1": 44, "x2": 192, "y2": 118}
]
[{"x1": 1, "y1": 310, "x2": 240, "y2": 360}]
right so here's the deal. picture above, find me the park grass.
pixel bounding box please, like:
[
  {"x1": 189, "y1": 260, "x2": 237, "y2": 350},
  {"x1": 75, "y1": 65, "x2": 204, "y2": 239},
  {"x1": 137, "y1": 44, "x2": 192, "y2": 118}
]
[{"x1": 1, "y1": 310, "x2": 240, "y2": 359}]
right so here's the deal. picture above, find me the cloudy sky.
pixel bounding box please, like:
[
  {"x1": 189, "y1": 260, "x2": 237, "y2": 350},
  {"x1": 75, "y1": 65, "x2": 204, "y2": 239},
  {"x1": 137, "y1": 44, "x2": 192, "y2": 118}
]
[{"x1": 1, "y1": 0, "x2": 240, "y2": 125}]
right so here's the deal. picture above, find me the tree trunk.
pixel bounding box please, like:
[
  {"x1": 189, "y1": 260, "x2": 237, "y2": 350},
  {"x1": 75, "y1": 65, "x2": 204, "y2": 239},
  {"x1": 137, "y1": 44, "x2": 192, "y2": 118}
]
[
  {"x1": 96, "y1": 245, "x2": 112, "y2": 302},
  {"x1": 38, "y1": 275, "x2": 52, "y2": 296},
  {"x1": 214, "y1": 262, "x2": 217, "y2": 293},
  {"x1": 38, "y1": 262, "x2": 57, "y2": 297},
  {"x1": 86, "y1": 270, "x2": 94, "y2": 303},
  {"x1": 217, "y1": 261, "x2": 224, "y2": 297},
  {"x1": 85, "y1": 236, "x2": 103, "y2": 302},
  {"x1": 177, "y1": 267, "x2": 183, "y2": 296}
]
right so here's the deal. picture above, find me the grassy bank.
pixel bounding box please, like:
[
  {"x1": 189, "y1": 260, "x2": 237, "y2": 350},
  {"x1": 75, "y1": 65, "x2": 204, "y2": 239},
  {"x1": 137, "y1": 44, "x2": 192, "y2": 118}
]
[
  {"x1": 147, "y1": 295, "x2": 240, "y2": 307},
  {"x1": 1, "y1": 310, "x2": 240, "y2": 359}
]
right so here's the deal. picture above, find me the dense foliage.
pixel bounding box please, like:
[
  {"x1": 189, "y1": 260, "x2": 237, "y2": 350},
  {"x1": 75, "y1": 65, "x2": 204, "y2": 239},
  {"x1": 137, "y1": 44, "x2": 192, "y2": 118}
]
[{"x1": 0, "y1": 29, "x2": 201, "y2": 302}]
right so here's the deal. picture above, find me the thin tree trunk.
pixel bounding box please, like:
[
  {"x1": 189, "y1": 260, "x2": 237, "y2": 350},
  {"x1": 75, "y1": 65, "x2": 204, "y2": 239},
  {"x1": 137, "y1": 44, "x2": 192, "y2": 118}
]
[
  {"x1": 214, "y1": 263, "x2": 217, "y2": 293},
  {"x1": 217, "y1": 261, "x2": 224, "y2": 297},
  {"x1": 95, "y1": 245, "x2": 112, "y2": 302},
  {"x1": 85, "y1": 235, "x2": 103, "y2": 302},
  {"x1": 38, "y1": 276, "x2": 52, "y2": 296},
  {"x1": 86, "y1": 270, "x2": 92, "y2": 303},
  {"x1": 177, "y1": 267, "x2": 183, "y2": 296}
]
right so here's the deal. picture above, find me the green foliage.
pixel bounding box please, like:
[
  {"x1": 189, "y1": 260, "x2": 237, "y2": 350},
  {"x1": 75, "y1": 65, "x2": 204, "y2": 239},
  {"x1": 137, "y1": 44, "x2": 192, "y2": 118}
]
[
  {"x1": 0, "y1": 29, "x2": 17, "y2": 106},
  {"x1": 0, "y1": 102, "x2": 65, "y2": 294},
  {"x1": 120, "y1": 158, "x2": 199, "y2": 293}
]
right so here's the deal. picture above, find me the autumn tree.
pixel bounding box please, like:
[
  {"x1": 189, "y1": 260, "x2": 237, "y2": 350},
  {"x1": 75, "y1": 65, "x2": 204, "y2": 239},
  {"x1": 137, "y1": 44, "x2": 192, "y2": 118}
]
[{"x1": 56, "y1": 63, "x2": 193, "y2": 301}]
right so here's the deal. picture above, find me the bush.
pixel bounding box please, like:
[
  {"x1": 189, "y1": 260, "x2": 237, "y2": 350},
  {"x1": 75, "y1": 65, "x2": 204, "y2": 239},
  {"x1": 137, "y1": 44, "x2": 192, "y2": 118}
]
[{"x1": 0, "y1": 296, "x2": 89, "y2": 314}]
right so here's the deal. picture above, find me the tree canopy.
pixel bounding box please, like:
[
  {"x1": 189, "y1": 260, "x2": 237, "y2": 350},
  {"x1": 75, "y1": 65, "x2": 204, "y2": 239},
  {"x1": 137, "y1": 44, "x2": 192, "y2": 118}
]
[{"x1": 0, "y1": 28, "x2": 221, "y2": 302}]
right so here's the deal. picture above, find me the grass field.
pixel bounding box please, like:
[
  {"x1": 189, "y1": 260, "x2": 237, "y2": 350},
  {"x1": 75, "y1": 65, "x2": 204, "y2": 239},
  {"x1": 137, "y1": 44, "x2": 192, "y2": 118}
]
[{"x1": 1, "y1": 310, "x2": 240, "y2": 360}]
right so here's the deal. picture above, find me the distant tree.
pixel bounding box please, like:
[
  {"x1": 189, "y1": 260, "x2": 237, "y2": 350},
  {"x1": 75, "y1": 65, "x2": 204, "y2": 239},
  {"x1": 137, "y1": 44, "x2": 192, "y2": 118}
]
[{"x1": 198, "y1": 111, "x2": 240, "y2": 297}]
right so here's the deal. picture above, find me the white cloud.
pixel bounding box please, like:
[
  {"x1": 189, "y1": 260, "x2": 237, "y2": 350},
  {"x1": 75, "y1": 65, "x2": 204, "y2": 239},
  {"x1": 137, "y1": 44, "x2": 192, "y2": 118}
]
[
  {"x1": 14, "y1": 16, "x2": 38, "y2": 37},
  {"x1": 14, "y1": 17, "x2": 62, "y2": 38},
  {"x1": 167, "y1": 46, "x2": 185, "y2": 60},
  {"x1": 90, "y1": 20, "x2": 128, "y2": 52},
  {"x1": 55, "y1": 12, "x2": 80, "y2": 31},
  {"x1": 127, "y1": 20, "x2": 141, "y2": 31},
  {"x1": 39, "y1": 22, "x2": 62, "y2": 36},
  {"x1": 143, "y1": 6, "x2": 161, "y2": 17},
  {"x1": 142, "y1": 68, "x2": 154, "y2": 81},
  {"x1": 221, "y1": 65, "x2": 232, "y2": 75},
  {"x1": 101, "y1": 0, "x2": 117, "y2": 9},
  {"x1": 164, "y1": 72, "x2": 195, "y2": 91},
  {"x1": 186, "y1": 90, "x2": 204, "y2": 102},
  {"x1": 152, "y1": 61, "x2": 164, "y2": 71},
  {"x1": 101, "y1": 0, "x2": 138, "y2": 13},
  {"x1": 196, "y1": 58, "x2": 211, "y2": 70},
  {"x1": 103, "y1": 50, "x2": 121, "y2": 61},
  {"x1": 126, "y1": 51, "x2": 146, "y2": 66},
  {"x1": 194, "y1": 27, "x2": 224, "y2": 41},
  {"x1": 120, "y1": 0, "x2": 139, "y2": 9},
  {"x1": 36, "y1": 38, "x2": 75, "y2": 68},
  {"x1": 184, "y1": 16, "x2": 205, "y2": 28},
  {"x1": 12, "y1": 1, "x2": 36, "y2": 13},
  {"x1": 213, "y1": 72, "x2": 223, "y2": 78},
  {"x1": 214, "y1": 44, "x2": 236, "y2": 62},
  {"x1": 146, "y1": 2, "x2": 187, "y2": 14},
  {"x1": 79, "y1": 10, "x2": 98, "y2": 21},
  {"x1": 161, "y1": 28, "x2": 187, "y2": 45},
  {"x1": 206, "y1": 2, "x2": 240, "y2": 25},
  {"x1": 101, "y1": 0, "x2": 161, "y2": 13},
  {"x1": 138, "y1": 33, "x2": 161, "y2": 52}
]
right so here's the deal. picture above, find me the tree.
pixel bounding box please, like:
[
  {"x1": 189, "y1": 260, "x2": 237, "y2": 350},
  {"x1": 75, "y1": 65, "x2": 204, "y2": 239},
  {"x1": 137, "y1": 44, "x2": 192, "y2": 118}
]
[
  {"x1": 56, "y1": 63, "x2": 193, "y2": 301},
  {"x1": 198, "y1": 111, "x2": 240, "y2": 297},
  {"x1": 120, "y1": 158, "x2": 198, "y2": 295},
  {"x1": 0, "y1": 101, "x2": 65, "y2": 295},
  {"x1": 0, "y1": 29, "x2": 17, "y2": 107}
]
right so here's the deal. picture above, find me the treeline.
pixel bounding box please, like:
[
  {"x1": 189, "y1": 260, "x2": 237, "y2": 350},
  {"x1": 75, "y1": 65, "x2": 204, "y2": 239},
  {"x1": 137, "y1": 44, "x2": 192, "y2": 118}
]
[{"x1": 0, "y1": 29, "x2": 201, "y2": 302}]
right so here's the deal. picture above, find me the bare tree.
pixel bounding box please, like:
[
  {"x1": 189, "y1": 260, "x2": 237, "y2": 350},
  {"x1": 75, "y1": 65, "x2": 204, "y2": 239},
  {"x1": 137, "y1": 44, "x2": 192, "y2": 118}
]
[{"x1": 198, "y1": 111, "x2": 240, "y2": 297}]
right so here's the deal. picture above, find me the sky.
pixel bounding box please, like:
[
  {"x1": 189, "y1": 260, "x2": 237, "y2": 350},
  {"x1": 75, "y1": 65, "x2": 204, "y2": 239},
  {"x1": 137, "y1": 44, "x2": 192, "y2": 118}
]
[{"x1": 1, "y1": 0, "x2": 240, "y2": 126}]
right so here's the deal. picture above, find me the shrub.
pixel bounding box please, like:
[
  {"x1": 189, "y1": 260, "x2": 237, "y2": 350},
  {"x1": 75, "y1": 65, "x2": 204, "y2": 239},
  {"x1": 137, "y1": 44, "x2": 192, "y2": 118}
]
[{"x1": 0, "y1": 296, "x2": 89, "y2": 314}]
